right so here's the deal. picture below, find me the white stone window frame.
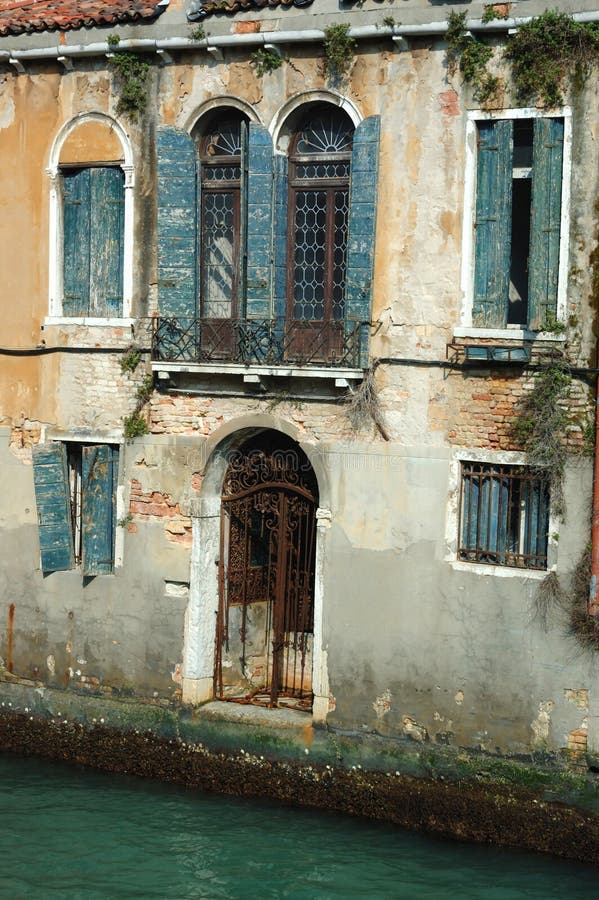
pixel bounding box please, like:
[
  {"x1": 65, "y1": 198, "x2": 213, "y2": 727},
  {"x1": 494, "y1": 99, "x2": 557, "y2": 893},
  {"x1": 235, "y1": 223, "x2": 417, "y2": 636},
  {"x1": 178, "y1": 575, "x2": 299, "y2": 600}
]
[
  {"x1": 46, "y1": 112, "x2": 135, "y2": 325},
  {"x1": 457, "y1": 106, "x2": 572, "y2": 342},
  {"x1": 445, "y1": 448, "x2": 559, "y2": 579}
]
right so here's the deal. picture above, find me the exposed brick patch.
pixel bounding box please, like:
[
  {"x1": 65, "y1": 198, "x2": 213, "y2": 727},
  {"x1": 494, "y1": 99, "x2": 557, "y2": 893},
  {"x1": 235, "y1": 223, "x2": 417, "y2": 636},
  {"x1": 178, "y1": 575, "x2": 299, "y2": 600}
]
[
  {"x1": 129, "y1": 479, "x2": 192, "y2": 545},
  {"x1": 9, "y1": 420, "x2": 41, "y2": 464},
  {"x1": 233, "y1": 19, "x2": 260, "y2": 33},
  {"x1": 438, "y1": 90, "x2": 459, "y2": 117}
]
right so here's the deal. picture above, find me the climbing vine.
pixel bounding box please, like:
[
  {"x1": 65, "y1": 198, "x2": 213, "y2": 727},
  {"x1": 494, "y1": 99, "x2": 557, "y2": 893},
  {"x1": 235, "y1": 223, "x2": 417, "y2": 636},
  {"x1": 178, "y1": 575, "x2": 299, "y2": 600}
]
[
  {"x1": 511, "y1": 362, "x2": 571, "y2": 517},
  {"x1": 109, "y1": 47, "x2": 152, "y2": 118},
  {"x1": 250, "y1": 48, "x2": 283, "y2": 76},
  {"x1": 445, "y1": 12, "x2": 499, "y2": 103},
  {"x1": 323, "y1": 24, "x2": 357, "y2": 82},
  {"x1": 122, "y1": 369, "x2": 153, "y2": 440},
  {"x1": 448, "y1": 10, "x2": 599, "y2": 107}
]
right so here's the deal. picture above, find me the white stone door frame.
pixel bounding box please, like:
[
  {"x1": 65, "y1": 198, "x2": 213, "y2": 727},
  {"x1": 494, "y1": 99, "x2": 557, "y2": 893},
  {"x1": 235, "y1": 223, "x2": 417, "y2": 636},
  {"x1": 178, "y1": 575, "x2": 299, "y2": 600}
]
[{"x1": 181, "y1": 424, "x2": 331, "y2": 725}]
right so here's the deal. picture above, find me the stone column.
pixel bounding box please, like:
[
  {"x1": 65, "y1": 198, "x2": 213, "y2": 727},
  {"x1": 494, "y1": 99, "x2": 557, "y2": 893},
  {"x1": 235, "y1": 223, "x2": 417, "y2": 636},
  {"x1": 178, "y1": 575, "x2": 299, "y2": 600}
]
[
  {"x1": 311, "y1": 506, "x2": 332, "y2": 725},
  {"x1": 181, "y1": 496, "x2": 221, "y2": 704}
]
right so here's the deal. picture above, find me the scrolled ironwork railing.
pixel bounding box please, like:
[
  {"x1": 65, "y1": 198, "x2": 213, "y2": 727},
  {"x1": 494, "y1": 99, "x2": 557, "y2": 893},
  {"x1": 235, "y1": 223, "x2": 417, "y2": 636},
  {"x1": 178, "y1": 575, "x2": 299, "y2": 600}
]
[{"x1": 151, "y1": 317, "x2": 368, "y2": 368}]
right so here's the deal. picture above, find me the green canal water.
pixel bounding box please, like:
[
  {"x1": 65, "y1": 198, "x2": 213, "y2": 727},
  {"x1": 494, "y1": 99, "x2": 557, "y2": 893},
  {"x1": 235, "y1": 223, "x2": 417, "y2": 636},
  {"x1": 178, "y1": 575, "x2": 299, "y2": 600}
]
[{"x1": 0, "y1": 754, "x2": 596, "y2": 900}]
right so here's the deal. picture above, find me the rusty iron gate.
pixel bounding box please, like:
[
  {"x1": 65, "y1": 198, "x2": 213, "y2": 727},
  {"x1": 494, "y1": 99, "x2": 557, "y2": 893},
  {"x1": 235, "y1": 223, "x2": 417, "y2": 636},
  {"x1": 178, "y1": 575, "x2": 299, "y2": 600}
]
[{"x1": 215, "y1": 444, "x2": 318, "y2": 708}]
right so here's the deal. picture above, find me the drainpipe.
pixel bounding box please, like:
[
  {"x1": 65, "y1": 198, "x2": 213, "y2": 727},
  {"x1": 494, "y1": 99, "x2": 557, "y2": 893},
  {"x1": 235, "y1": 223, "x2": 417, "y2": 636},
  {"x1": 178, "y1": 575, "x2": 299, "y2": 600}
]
[
  {"x1": 591, "y1": 345, "x2": 599, "y2": 616},
  {"x1": 6, "y1": 12, "x2": 599, "y2": 65}
]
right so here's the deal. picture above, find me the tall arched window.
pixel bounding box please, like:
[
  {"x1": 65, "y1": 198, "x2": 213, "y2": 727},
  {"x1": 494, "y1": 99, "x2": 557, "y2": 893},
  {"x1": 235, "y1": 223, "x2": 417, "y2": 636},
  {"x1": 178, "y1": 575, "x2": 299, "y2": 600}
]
[
  {"x1": 197, "y1": 111, "x2": 248, "y2": 323},
  {"x1": 287, "y1": 107, "x2": 354, "y2": 328}
]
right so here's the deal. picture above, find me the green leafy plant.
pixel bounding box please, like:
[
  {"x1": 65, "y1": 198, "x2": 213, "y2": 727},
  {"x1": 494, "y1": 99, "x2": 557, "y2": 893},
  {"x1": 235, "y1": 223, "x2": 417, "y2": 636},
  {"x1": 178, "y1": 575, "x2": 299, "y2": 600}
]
[
  {"x1": 323, "y1": 24, "x2": 357, "y2": 82},
  {"x1": 382, "y1": 16, "x2": 396, "y2": 29},
  {"x1": 117, "y1": 513, "x2": 134, "y2": 529},
  {"x1": 504, "y1": 11, "x2": 599, "y2": 106},
  {"x1": 445, "y1": 11, "x2": 499, "y2": 103},
  {"x1": 123, "y1": 412, "x2": 149, "y2": 440},
  {"x1": 189, "y1": 23, "x2": 206, "y2": 41},
  {"x1": 109, "y1": 52, "x2": 152, "y2": 118},
  {"x1": 107, "y1": 34, "x2": 120, "y2": 48},
  {"x1": 539, "y1": 312, "x2": 566, "y2": 334},
  {"x1": 481, "y1": 4, "x2": 510, "y2": 25},
  {"x1": 119, "y1": 346, "x2": 143, "y2": 374},
  {"x1": 135, "y1": 374, "x2": 154, "y2": 405},
  {"x1": 511, "y1": 362, "x2": 571, "y2": 517},
  {"x1": 250, "y1": 48, "x2": 283, "y2": 76}
]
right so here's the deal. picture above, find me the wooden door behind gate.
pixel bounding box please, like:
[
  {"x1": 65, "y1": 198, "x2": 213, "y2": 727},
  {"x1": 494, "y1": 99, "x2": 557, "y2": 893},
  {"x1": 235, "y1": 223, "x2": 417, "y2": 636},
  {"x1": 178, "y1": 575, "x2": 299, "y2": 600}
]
[{"x1": 215, "y1": 443, "x2": 317, "y2": 708}]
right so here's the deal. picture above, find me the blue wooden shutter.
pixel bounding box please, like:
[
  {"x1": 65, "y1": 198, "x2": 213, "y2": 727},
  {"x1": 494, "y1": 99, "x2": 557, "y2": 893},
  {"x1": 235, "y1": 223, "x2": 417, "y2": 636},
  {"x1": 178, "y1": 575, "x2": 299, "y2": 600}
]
[
  {"x1": 82, "y1": 445, "x2": 118, "y2": 576},
  {"x1": 63, "y1": 168, "x2": 91, "y2": 317},
  {"x1": 528, "y1": 117, "x2": 564, "y2": 331},
  {"x1": 157, "y1": 127, "x2": 197, "y2": 317},
  {"x1": 236, "y1": 120, "x2": 249, "y2": 316},
  {"x1": 90, "y1": 167, "x2": 124, "y2": 317},
  {"x1": 273, "y1": 154, "x2": 288, "y2": 322},
  {"x1": 472, "y1": 120, "x2": 513, "y2": 327},
  {"x1": 32, "y1": 443, "x2": 74, "y2": 572},
  {"x1": 346, "y1": 115, "x2": 380, "y2": 365},
  {"x1": 246, "y1": 123, "x2": 274, "y2": 319}
]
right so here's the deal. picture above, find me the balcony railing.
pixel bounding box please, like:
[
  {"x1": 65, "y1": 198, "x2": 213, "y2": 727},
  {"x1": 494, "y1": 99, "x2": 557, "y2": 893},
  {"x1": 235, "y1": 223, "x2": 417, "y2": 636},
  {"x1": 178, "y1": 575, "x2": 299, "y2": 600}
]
[{"x1": 151, "y1": 317, "x2": 368, "y2": 369}]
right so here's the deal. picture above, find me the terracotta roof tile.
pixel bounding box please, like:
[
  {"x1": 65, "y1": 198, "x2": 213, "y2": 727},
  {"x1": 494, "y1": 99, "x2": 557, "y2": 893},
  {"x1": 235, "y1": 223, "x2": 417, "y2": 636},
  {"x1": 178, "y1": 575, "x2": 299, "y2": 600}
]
[
  {"x1": 188, "y1": 0, "x2": 313, "y2": 19},
  {"x1": 0, "y1": 0, "x2": 166, "y2": 36}
]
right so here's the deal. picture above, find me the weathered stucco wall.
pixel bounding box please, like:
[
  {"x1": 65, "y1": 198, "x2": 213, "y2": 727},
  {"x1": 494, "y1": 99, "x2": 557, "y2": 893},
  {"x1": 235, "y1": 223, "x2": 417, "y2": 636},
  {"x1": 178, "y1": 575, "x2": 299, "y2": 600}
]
[{"x1": 1, "y1": 3, "x2": 599, "y2": 780}]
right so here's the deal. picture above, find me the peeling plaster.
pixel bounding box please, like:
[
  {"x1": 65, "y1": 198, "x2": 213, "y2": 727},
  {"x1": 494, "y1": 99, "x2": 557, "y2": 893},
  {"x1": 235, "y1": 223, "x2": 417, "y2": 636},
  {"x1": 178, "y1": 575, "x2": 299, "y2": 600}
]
[{"x1": 531, "y1": 700, "x2": 555, "y2": 746}]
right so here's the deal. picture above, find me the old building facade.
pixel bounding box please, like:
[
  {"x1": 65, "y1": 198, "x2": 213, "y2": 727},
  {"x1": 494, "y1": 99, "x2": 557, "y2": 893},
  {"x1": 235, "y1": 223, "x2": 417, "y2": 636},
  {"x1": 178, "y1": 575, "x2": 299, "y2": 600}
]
[{"x1": 2, "y1": 0, "x2": 599, "y2": 781}]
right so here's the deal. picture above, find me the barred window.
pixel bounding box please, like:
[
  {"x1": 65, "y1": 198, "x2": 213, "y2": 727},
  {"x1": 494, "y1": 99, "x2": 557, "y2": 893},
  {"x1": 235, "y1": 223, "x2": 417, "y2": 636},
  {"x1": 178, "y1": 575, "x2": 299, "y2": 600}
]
[{"x1": 458, "y1": 462, "x2": 549, "y2": 570}]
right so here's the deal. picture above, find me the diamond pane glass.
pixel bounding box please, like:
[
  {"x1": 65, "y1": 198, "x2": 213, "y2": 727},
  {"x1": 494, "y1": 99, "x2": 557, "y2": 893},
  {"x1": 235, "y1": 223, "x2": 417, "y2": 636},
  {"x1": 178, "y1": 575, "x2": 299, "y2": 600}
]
[
  {"x1": 202, "y1": 191, "x2": 235, "y2": 318},
  {"x1": 293, "y1": 190, "x2": 327, "y2": 320},
  {"x1": 333, "y1": 189, "x2": 349, "y2": 320},
  {"x1": 203, "y1": 165, "x2": 241, "y2": 183},
  {"x1": 296, "y1": 162, "x2": 350, "y2": 180}
]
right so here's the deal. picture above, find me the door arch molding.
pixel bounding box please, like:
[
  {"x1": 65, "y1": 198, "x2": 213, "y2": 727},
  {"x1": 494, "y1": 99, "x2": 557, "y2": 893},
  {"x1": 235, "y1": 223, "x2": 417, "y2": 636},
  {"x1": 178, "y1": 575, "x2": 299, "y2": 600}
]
[{"x1": 182, "y1": 423, "x2": 332, "y2": 723}]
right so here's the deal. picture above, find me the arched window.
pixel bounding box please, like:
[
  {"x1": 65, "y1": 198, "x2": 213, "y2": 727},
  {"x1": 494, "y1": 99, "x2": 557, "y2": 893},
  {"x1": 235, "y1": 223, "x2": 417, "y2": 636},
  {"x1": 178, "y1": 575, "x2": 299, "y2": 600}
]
[
  {"x1": 197, "y1": 111, "x2": 248, "y2": 322},
  {"x1": 287, "y1": 107, "x2": 354, "y2": 326}
]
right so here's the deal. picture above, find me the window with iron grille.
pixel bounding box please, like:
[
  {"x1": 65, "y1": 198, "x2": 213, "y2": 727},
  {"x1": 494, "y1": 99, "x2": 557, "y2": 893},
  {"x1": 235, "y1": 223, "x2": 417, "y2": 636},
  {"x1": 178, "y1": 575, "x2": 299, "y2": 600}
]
[
  {"x1": 287, "y1": 107, "x2": 354, "y2": 325},
  {"x1": 458, "y1": 462, "x2": 549, "y2": 569}
]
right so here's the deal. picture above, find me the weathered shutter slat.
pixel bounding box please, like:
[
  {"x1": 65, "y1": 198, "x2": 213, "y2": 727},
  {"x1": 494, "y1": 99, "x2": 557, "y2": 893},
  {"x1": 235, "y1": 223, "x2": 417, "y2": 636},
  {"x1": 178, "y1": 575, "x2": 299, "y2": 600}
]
[
  {"x1": 528, "y1": 117, "x2": 564, "y2": 331},
  {"x1": 246, "y1": 123, "x2": 274, "y2": 319},
  {"x1": 346, "y1": 115, "x2": 380, "y2": 366},
  {"x1": 272, "y1": 154, "x2": 288, "y2": 321},
  {"x1": 32, "y1": 444, "x2": 74, "y2": 572},
  {"x1": 82, "y1": 445, "x2": 117, "y2": 576},
  {"x1": 238, "y1": 120, "x2": 249, "y2": 315},
  {"x1": 90, "y1": 168, "x2": 125, "y2": 317},
  {"x1": 63, "y1": 169, "x2": 91, "y2": 317},
  {"x1": 472, "y1": 120, "x2": 513, "y2": 327},
  {"x1": 157, "y1": 127, "x2": 197, "y2": 318}
]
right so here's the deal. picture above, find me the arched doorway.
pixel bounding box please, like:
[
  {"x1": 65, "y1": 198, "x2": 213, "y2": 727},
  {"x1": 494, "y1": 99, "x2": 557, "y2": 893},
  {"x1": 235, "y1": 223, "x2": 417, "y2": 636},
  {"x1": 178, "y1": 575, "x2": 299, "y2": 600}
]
[{"x1": 214, "y1": 431, "x2": 319, "y2": 709}]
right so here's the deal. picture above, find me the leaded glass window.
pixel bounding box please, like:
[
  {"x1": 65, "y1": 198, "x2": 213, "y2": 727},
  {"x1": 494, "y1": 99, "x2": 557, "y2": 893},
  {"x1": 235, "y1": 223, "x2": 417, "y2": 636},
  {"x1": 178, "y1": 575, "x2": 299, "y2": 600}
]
[
  {"x1": 288, "y1": 108, "x2": 354, "y2": 323},
  {"x1": 199, "y1": 113, "x2": 247, "y2": 320}
]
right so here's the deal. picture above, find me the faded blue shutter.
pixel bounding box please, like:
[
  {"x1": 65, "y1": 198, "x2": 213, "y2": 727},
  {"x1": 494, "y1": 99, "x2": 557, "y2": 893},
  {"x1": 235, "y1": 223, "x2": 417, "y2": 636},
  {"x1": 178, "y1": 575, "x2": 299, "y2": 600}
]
[
  {"x1": 528, "y1": 117, "x2": 564, "y2": 331},
  {"x1": 273, "y1": 154, "x2": 288, "y2": 322},
  {"x1": 472, "y1": 120, "x2": 513, "y2": 327},
  {"x1": 157, "y1": 127, "x2": 197, "y2": 318},
  {"x1": 82, "y1": 445, "x2": 118, "y2": 576},
  {"x1": 238, "y1": 121, "x2": 249, "y2": 315},
  {"x1": 32, "y1": 443, "x2": 74, "y2": 572},
  {"x1": 90, "y1": 167, "x2": 124, "y2": 317},
  {"x1": 63, "y1": 168, "x2": 91, "y2": 317},
  {"x1": 346, "y1": 115, "x2": 380, "y2": 366},
  {"x1": 246, "y1": 123, "x2": 274, "y2": 319}
]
